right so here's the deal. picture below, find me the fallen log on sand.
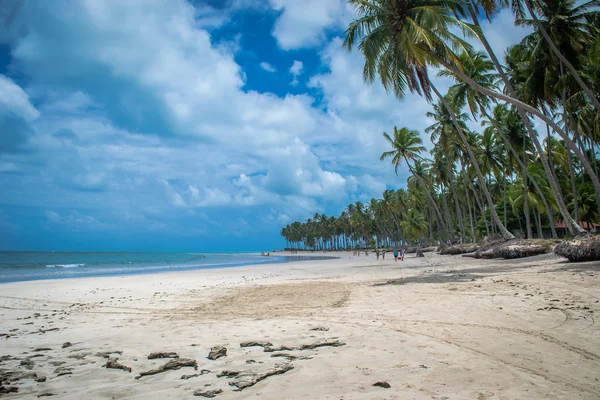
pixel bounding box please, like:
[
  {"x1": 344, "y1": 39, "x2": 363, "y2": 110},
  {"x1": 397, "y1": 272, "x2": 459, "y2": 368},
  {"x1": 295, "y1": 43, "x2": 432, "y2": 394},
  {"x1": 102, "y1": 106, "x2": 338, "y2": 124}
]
[
  {"x1": 441, "y1": 245, "x2": 479, "y2": 255},
  {"x1": 468, "y1": 239, "x2": 556, "y2": 260},
  {"x1": 555, "y1": 235, "x2": 600, "y2": 262}
]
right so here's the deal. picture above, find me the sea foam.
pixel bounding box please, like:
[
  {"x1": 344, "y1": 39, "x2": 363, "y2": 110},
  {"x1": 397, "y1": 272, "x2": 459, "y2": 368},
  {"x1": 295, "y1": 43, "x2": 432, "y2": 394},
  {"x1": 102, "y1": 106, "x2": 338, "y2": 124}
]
[{"x1": 45, "y1": 263, "x2": 86, "y2": 268}]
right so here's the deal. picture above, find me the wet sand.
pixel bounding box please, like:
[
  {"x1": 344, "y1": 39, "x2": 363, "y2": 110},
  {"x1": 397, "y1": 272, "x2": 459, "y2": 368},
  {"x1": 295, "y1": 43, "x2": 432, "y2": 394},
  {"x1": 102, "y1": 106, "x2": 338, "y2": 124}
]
[{"x1": 1, "y1": 251, "x2": 599, "y2": 399}]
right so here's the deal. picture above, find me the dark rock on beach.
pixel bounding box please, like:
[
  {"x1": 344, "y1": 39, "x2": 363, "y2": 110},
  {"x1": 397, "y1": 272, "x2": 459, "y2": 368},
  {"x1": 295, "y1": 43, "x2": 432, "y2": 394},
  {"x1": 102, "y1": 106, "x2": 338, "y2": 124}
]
[
  {"x1": 208, "y1": 346, "x2": 227, "y2": 360},
  {"x1": 240, "y1": 341, "x2": 273, "y2": 348},
  {"x1": 193, "y1": 388, "x2": 223, "y2": 398},
  {"x1": 373, "y1": 381, "x2": 391, "y2": 388},
  {"x1": 135, "y1": 358, "x2": 198, "y2": 379},
  {"x1": 104, "y1": 358, "x2": 132, "y2": 373},
  {"x1": 148, "y1": 352, "x2": 179, "y2": 359}
]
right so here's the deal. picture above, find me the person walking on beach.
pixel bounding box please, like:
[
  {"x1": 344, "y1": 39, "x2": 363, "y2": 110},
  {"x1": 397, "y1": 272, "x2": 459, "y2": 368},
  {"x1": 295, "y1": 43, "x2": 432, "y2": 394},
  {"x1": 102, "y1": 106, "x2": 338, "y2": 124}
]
[
  {"x1": 400, "y1": 248, "x2": 405, "y2": 261},
  {"x1": 382, "y1": 251, "x2": 385, "y2": 260},
  {"x1": 393, "y1": 248, "x2": 398, "y2": 262},
  {"x1": 376, "y1": 250, "x2": 380, "y2": 260}
]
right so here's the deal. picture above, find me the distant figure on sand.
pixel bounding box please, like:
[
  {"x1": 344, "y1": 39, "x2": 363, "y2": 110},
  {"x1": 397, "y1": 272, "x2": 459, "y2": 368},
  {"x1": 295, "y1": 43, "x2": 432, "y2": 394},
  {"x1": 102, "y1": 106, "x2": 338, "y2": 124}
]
[
  {"x1": 400, "y1": 248, "x2": 405, "y2": 261},
  {"x1": 382, "y1": 251, "x2": 385, "y2": 260},
  {"x1": 376, "y1": 250, "x2": 380, "y2": 260},
  {"x1": 393, "y1": 248, "x2": 398, "y2": 261}
]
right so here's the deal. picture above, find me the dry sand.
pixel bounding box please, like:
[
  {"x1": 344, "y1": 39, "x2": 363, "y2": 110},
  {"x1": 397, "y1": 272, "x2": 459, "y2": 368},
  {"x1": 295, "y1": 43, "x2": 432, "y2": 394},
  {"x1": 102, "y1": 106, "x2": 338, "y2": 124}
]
[{"x1": 1, "y1": 251, "x2": 599, "y2": 399}]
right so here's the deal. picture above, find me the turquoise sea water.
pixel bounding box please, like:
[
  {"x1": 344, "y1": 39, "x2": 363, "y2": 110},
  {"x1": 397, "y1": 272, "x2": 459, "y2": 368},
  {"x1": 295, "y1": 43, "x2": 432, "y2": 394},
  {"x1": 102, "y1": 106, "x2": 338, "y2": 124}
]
[{"x1": 0, "y1": 252, "x2": 336, "y2": 283}]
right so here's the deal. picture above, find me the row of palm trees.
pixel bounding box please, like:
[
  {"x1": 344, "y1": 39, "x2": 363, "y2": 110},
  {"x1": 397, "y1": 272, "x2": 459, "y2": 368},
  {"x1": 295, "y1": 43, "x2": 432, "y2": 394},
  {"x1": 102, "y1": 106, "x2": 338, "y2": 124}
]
[{"x1": 281, "y1": 0, "x2": 599, "y2": 248}]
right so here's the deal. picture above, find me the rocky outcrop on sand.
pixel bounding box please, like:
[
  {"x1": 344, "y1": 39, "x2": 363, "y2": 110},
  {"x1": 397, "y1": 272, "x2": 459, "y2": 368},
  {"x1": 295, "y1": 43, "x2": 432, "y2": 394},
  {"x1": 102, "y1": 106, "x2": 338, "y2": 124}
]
[
  {"x1": 135, "y1": 358, "x2": 198, "y2": 380},
  {"x1": 104, "y1": 358, "x2": 132, "y2": 373},
  {"x1": 147, "y1": 352, "x2": 178, "y2": 359},
  {"x1": 193, "y1": 388, "x2": 223, "y2": 398},
  {"x1": 217, "y1": 363, "x2": 294, "y2": 391},
  {"x1": 207, "y1": 346, "x2": 227, "y2": 360}
]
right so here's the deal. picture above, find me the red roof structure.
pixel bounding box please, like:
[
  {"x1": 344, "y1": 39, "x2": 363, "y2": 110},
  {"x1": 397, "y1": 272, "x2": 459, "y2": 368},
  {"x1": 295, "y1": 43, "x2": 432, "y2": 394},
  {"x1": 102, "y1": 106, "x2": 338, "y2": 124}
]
[{"x1": 554, "y1": 221, "x2": 600, "y2": 230}]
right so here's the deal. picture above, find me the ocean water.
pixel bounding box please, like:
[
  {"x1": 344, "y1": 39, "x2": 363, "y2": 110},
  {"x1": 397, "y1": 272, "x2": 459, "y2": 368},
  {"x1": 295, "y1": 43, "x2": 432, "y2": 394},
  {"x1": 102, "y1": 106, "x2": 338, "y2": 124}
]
[{"x1": 0, "y1": 252, "x2": 336, "y2": 284}]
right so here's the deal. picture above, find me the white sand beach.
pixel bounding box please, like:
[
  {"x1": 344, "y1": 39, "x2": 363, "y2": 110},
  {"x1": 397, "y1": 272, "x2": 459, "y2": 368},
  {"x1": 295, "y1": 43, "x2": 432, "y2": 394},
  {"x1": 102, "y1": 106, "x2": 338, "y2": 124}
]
[{"x1": 1, "y1": 252, "x2": 599, "y2": 399}]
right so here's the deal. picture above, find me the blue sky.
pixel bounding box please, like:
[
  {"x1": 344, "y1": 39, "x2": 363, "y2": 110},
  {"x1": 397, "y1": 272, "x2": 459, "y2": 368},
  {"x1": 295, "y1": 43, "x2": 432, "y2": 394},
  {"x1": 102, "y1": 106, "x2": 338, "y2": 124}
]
[{"x1": 0, "y1": 0, "x2": 529, "y2": 252}]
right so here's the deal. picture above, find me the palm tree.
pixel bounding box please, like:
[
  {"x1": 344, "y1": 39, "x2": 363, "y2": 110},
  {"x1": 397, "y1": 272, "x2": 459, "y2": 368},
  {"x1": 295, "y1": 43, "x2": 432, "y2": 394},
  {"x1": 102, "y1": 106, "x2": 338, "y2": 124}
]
[
  {"x1": 380, "y1": 126, "x2": 449, "y2": 239},
  {"x1": 443, "y1": 51, "x2": 560, "y2": 237},
  {"x1": 344, "y1": 0, "x2": 517, "y2": 239},
  {"x1": 400, "y1": 209, "x2": 429, "y2": 245}
]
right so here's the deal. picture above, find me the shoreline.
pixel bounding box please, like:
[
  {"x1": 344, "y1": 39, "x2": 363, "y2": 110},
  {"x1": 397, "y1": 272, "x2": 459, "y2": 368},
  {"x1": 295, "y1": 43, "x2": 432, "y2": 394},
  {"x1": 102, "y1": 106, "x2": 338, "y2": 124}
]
[
  {"x1": 1, "y1": 252, "x2": 599, "y2": 399},
  {"x1": 0, "y1": 252, "x2": 340, "y2": 285}
]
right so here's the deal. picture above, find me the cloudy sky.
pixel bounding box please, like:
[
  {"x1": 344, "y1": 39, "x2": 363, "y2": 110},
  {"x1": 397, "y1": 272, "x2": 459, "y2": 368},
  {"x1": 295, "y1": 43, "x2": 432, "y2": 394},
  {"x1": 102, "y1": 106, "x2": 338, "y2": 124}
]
[{"x1": 0, "y1": 0, "x2": 529, "y2": 251}]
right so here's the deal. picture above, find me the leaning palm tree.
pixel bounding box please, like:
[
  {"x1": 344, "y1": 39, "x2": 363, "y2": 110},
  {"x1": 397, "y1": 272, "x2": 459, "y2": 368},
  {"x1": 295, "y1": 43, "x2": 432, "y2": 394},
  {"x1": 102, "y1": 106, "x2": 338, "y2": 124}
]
[
  {"x1": 344, "y1": 0, "x2": 515, "y2": 239},
  {"x1": 380, "y1": 126, "x2": 449, "y2": 239},
  {"x1": 443, "y1": 52, "x2": 561, "y2": 237},
  {"x1": 400, "y1": 209, "x2": 429, "y2": 246}
]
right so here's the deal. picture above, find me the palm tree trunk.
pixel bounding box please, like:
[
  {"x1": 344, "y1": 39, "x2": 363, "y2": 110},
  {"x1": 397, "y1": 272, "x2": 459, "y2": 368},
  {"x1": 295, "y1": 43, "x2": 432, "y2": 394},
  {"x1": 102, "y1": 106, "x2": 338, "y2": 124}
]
[
  {"x1": 441, "y1": 187, "x2": 453, "y2": 238},
  {"x1": 567, "y1": 145, "x2": 579, "y2": 223},
  {"x1": 447, "y1": 161, "x2": 465, "y2": 240},
  {"x1": 428, "y1": 51, "x2": 600, "y2": 222},
  {"x1": 448, "y1": 19, "x2": 582, "y2": 236},
  {"x1": 465, "y1": 187, "x2": 476, "y2": 240},
  {"x1": 523, "y1": 133, "x2": 533, "y2": 239},
  {"x1": 503, "y1": 174, "x2": 507, "y2": 228},
  {"x1": 468, "y1": 177, "x2": 490, "y2": 236},
  {"x1": 486, "y1": 113, "x2": 558, "y2": 238},
  {"x1": 523, "y1": 0, "x2": 600, "y2": 113},
  {"x1": 536, "y1": 208, "x2": 544, "y2": 239},
  {"x1": 431, "y1": 83, "x2": 514, "y2": 239},
  {"x1": 404, "y1": 156, "x2": 449, "y2": 240}
]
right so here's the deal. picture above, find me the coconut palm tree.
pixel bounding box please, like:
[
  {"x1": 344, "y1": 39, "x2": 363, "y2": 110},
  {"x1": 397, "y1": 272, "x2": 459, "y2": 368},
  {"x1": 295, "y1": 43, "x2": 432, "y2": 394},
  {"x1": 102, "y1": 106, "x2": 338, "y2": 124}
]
[
  {"x1": 380, "y1": 126, "x2": 449, "y2": 239},
  {"x1": 344, "y1": 0, "x2": 519, "y2": 239},
  {"x1": 400, "y1": 209, "x2": 429, "y2": 246}
]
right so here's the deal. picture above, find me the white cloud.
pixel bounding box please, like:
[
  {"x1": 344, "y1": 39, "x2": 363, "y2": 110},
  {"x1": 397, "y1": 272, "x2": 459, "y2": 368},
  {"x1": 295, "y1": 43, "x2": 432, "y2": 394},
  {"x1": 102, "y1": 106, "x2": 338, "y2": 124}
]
[
  {"x1": 260, "y1": 61, "x2": 277, "y2": 73},
  {"x1": 0, "y1": 75, "x2": 39, "y2": 120},
  {"x1": 289, "y1": 60, "x2": 303, "y2": 85},
  {"x1": 269, "y1": 0, "x2": 351, "y2": 49}
]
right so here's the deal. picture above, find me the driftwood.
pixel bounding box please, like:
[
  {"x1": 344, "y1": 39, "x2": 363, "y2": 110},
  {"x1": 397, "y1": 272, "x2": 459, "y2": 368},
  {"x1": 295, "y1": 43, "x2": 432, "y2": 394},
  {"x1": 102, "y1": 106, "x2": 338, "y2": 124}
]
[
  {"x1": 148, "y1": 352, "x2": 179, "y2": 359},
  {"x1": 104, "y1": 358, "x2": 131, "y2": 373},
  {"x1": 240, "y1": 341, "x2": 273, "y2": 349},
  {"x1": 229, "y1": 364, "x2": 294, "y2": 391},
  {"x1": 471, "y1": 239, "x2": 555, "y2": 259},
  {"x1": 555, "y1": 235, "x2": 600, "y2": 262},
  {"x1": 207, "y1": 346, "x2": 227, "y2": 360},
  {"x1": 263, "y1": 340, "x2": 345, "y2": 353},
  {"x1": 135, "y1": 358, "x2": 197, "y2": 379},
  {"x1": 193, "y1": 388, "x2": 223, "y2": 398}
]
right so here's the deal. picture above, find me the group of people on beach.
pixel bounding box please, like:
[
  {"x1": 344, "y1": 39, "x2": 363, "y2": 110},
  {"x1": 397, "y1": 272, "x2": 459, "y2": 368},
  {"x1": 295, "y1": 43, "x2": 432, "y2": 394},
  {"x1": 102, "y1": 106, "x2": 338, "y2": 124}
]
[{"x1": 374, "y1": 248, "x2": 405, "y2": 261}]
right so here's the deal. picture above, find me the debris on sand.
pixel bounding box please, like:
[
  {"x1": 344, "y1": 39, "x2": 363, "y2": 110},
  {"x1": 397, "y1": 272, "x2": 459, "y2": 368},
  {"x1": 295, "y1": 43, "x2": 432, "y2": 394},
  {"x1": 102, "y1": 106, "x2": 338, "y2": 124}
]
[
  {"x1": 54, "y1": 366, "x2": 73, "y2": 376},
  {"x1": 37, "y1": 393, "x2": 57, "y2": 397},
  {"x1": 147, "y1": 352, "x2": 179, "y2": 359},
  {"x1": 62, "y1": 342, "x2": 73, "y2": 348},
  {"x1": 20, "y1": 358, "x2": 34, "y2": 370},
  {"x1": 240, "y1": 341, "x2": 273, "y2": 348},
  {"x1": 104, "y1": 358, "x2": 132, "y2": 373},
  {"x1": 33, "y1": 347, "x2": 53, "y2": 352},
  {"x1": 229, "y1": 363, "x2": 294, "y2": 391},
  {"x1": 135, "y1": 358, "x2": 197, "y2": 379},
  {"x1": 309, "y1": 326, "x2": 329, "y2": 331},
  {"x1": 207, "y1": 346, "x2": 227, "y2": 360},
  {"x1": 373, "y1": 381, "x2": 391, "y2": 388},
  {"x1": 0, "y1": 386, "x2": 19, "y2": 394},
  {"x1": 193, "y1": 388, "x2": 223, "y2": 398},
  {"x1": 95, "y1": 351, "x2": 123, "y2": 359},
  {"x1": 270, "y1": 353, "x2": 312, "y2": 361},
  {"x1": 216, "y1": 370, "x2": 240, "y2": 378},
  {"x1": 181, "y1": 370, "x2": 210, "y2": 380},
  {"x1": 263, "y1": 340, "x2": 345, "y2": 352}
]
